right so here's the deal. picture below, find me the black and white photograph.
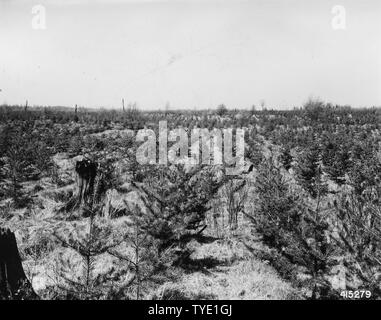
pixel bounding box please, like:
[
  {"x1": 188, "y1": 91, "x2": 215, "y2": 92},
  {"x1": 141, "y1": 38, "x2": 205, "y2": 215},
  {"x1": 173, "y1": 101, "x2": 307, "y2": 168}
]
[{"x1": 0, "y1": 0, "x2": 380, "y2": 305}]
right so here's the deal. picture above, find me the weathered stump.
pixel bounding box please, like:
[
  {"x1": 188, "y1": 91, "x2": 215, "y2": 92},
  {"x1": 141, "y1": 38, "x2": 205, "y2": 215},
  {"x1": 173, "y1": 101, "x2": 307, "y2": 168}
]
[
  {"x1": 0, "y1": 228, "x2": 38, "y2": 299},
  {"x1": 75, "y1": 159, "x2": 97, "y2": 205}
]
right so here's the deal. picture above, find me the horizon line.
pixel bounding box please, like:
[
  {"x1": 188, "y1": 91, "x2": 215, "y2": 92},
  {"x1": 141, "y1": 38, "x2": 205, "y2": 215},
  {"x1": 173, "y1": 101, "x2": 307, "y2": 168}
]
[{"x1": 1, "y1": 103, "x2": 380, "y2": 113}]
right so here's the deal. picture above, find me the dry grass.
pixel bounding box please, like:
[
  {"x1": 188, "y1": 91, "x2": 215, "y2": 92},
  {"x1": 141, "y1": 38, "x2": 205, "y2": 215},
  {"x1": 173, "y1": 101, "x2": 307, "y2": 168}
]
[
  {"x1": 153, "y1": 237, "x2": 302, "y2": 300},
  {"x1": 3, "y1": 149, "x2": 303, "y2": 300}
]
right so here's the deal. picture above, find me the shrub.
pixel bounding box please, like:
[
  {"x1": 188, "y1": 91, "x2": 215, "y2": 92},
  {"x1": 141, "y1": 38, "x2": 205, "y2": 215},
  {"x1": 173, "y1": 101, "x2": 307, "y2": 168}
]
[
  {"x1": 333, "y1": 186, "x2": 381, "y2": 297},
  {"x1": 138, "y1": 165, "x2": 223, "y2": 251},
  {"x1": 248, "y1": 156, "x2": 336, "y2": 298}
]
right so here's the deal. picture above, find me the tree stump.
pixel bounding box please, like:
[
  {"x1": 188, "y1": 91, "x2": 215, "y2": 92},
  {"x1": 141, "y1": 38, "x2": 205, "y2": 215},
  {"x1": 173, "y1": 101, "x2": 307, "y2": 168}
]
[
  {"x1": 0, "y1": 228, "x2": 38, "y2": 299},
  {"x1": 75, "y1": 159, "x2": 97, "y2": 205}
]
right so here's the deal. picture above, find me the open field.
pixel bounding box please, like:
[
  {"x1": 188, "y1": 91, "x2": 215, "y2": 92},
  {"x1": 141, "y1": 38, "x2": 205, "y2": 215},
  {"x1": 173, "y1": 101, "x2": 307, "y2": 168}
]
[{"x1": 0, "y1": 102, "x2": 380, "y2": 300}]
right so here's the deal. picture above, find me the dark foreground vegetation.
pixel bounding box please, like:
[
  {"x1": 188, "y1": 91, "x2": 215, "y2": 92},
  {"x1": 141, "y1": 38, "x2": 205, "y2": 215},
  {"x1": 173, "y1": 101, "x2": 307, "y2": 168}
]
[{"x1": 0, "y1": 100, "x2": 380, "y2": 299}]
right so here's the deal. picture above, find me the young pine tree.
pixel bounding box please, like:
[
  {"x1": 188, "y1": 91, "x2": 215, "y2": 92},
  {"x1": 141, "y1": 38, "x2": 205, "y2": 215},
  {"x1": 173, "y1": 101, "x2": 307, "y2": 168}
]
[
  {"x1": 108, "y1": 203, "x2": 175, "y2": 299},
  {"x1": 250, "y1": 155, "x2": 335, "y2": 298}
]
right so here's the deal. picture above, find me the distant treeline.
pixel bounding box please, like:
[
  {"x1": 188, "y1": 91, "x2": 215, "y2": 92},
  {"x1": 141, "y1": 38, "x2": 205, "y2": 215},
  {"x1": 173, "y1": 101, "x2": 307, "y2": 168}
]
[{"x1": 0, "y1": 102, "x2": 379, "y2": 128}]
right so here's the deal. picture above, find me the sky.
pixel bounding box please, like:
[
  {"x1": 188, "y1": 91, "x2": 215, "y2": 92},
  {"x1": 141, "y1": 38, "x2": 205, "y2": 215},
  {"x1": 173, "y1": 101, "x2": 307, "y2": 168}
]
[{"x1": 0, "y1": 0, "x2": 380, "y2": 110}]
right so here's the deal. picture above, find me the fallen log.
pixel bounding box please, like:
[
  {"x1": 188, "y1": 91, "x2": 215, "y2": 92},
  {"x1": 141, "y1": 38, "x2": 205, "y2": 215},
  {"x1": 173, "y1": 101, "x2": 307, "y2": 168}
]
[{"x1": 0, "y1": 228, "x2": 38, "y2": 299}]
